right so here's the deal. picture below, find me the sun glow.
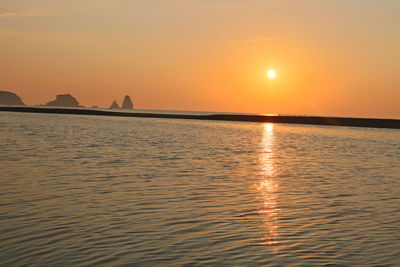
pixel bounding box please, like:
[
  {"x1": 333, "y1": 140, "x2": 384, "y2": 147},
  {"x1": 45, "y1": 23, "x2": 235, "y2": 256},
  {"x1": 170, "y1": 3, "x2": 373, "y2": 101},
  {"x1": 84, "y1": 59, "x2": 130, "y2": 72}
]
[{"x1": 267, "y1": 69, "x2": 276, "y2": 79}]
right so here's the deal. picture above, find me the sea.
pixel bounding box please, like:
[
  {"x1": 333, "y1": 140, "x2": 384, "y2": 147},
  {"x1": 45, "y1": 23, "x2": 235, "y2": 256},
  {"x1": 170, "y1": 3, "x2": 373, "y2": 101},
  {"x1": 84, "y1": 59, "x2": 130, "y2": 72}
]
[{"x1": 0, "y1": 111, "x2": 399, "y2": 266}]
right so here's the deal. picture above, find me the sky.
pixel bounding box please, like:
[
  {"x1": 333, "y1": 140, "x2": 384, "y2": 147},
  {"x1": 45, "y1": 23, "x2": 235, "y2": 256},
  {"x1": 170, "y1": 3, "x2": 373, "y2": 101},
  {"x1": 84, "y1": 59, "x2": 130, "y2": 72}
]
[{"x1": 1, "y1": 0, "x2": 399, "y2": 118}]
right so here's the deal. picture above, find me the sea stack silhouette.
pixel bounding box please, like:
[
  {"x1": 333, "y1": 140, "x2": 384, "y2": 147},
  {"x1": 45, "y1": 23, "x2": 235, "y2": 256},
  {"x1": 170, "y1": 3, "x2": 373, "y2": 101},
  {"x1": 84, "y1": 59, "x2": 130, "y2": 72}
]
[
  {"x1": 0, "y1": 91, "x2": 25, "y2": 105},
  {"x1": 45, "y1": 94, "x2": 80, "y2": 107},
  {"x1": 121, "y1": 95, "x2": 133, "y2": 109},
  {"x1": 109, "y1": 101, "x2": 120, "y2": 109}
]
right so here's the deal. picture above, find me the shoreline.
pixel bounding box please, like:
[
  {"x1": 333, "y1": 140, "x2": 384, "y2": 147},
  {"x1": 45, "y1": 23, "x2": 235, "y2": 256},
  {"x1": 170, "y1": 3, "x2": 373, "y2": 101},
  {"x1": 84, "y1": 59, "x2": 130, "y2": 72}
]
[{"x1": 1, "y1": 106, "x2": 399, "y2": 129}]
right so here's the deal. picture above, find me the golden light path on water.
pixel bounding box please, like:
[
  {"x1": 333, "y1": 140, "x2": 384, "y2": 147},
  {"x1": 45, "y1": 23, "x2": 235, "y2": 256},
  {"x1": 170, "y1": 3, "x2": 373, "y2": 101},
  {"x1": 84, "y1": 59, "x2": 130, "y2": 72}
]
[{"x1": 257, "y1": 123, "x2": 280, "y2": 249}]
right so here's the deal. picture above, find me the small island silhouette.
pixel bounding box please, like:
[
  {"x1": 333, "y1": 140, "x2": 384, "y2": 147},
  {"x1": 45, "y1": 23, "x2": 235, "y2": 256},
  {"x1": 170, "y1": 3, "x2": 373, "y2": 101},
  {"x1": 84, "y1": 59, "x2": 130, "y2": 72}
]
[
  {"x1": 45, "y1": 94, "x2": 81, "y2": 107},
  {"x1": 109, "y1": 95, "x2": 134, "y2": 109},
  {"x1": 109, "y1": 100, "x2": 120, "y2": 109},
  {"x1": 122, "y1": 95, "x2": 134, "y2": 109}
]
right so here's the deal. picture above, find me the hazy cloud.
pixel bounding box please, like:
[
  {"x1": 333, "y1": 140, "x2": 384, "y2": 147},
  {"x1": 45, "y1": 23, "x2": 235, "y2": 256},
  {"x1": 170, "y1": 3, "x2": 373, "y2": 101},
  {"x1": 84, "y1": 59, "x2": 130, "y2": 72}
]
[
  {"x1": 0, "y1": 10, "x2": 46, "y2": 17},
  {"x1": 91, "y1": 0, "x2": 123, "y2": 8},
  {"x1": 211, "y1": 37, "x2": 271, "y2": 47}
]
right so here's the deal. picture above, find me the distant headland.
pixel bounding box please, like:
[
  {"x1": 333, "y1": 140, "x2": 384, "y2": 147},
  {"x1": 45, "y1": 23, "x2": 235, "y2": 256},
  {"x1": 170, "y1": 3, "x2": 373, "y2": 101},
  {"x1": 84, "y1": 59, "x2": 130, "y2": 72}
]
[
  {"x1": 0, "y1": 91, "x2": 25, "y2": 106},
  {"x1": 0, "y1": 105, "x2": 399, "y2": 130},
  {"x1": 1, "y1": 91, "x2": 399, "y2": 129}
]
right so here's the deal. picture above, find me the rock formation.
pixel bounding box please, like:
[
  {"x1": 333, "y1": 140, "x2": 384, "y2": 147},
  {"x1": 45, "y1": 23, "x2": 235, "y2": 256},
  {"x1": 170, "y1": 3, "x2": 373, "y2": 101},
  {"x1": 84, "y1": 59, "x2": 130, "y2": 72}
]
[
  {"x1": 109, "y1": 100, "x2": 119, "y2": 109},
  {"x1": 0, "y1": 91, "x2": 25, "y2": 105},
  {"x1": 45, "y1": 94, "x2": 80, "y2": 107},
  {"x1": 121, "y1": 95, "x2": 133, "y2": 109}
]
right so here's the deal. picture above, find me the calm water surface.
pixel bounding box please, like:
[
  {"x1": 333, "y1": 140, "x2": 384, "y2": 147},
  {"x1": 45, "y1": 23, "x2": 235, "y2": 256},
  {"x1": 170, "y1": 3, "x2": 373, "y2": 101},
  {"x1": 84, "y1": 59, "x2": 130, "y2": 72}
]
[{"x1": 0, "y1": 112, "x2": 399, "y2": 266}]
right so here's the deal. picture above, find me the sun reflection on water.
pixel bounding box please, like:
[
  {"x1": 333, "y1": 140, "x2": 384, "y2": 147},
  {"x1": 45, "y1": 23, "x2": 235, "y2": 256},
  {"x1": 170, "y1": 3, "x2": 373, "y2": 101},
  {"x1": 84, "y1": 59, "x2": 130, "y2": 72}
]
[{"x1": 257, "y1": 123, "x2": 280, "y2": 249}]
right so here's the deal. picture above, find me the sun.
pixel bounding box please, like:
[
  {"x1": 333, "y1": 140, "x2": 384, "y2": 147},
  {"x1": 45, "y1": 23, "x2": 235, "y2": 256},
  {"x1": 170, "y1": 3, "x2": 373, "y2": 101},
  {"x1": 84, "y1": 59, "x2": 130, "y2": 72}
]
[{"x1": 267, "y1": 69, "x2": 276, "y2": 79}]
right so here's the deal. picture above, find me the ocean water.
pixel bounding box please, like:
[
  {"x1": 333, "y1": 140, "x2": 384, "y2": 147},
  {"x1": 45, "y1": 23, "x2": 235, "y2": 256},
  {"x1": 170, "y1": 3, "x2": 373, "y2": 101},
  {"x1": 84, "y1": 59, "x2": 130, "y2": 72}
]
[{"x1": 0, "y1": 111, "x2": 399, "y2": 266}]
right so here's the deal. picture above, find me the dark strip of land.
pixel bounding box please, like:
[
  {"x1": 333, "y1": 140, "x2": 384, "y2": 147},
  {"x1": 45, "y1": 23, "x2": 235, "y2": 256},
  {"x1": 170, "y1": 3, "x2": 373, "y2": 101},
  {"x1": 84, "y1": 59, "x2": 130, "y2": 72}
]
[{"x1": 1, "y1": 106, "x2": 399, "y2": 129}]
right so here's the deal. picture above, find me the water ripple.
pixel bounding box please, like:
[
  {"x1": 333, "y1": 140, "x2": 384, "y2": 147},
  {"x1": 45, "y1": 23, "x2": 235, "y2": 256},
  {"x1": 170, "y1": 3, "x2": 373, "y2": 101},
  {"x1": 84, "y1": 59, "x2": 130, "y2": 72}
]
[{"x1": 0, "y1": 112, "x2": 399, "y2": 265}]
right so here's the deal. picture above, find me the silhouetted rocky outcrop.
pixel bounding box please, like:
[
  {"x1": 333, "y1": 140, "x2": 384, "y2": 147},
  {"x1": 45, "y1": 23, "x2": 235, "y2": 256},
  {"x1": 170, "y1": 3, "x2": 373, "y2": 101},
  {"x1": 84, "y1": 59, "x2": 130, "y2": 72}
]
[
  {"x1": 109, "y1": 101, "x2": 119, "y2": 109},
  {"x1": 121, "y1": 95, "x2": 133, "y2": 109},
  {"x1": 45, "y1": 94, "x2": 80, "y2": 107},
  {"x1": 0, "y1": 91, "x2": 25, "y2": 105}
]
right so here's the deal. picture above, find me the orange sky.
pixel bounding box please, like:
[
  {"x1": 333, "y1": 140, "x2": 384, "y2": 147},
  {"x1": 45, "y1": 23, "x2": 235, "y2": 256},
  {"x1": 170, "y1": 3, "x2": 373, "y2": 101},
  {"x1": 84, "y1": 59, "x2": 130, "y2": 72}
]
[{"x1": 1, "y1": 0, "x2": 399, "y2": 118}]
